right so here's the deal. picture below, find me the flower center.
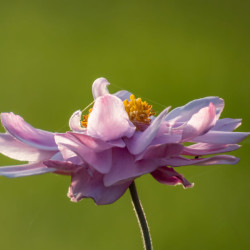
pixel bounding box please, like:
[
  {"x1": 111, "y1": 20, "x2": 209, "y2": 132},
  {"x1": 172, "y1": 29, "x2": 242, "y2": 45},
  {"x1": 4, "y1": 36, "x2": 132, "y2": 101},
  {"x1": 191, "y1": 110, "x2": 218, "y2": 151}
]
[
  {"x1": 123, "y1": 95, "x2": 155, "y2": 129},
  {"x1": 80, "y1": 95, "x2": 155, "y2": 129}
]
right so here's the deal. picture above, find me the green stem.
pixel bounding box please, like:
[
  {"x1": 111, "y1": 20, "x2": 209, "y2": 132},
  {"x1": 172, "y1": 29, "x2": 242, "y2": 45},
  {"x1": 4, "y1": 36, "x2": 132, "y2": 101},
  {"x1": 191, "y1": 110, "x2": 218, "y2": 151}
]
[{"x1": 129, "y1": 181, "x2": 153, "y2": 250}]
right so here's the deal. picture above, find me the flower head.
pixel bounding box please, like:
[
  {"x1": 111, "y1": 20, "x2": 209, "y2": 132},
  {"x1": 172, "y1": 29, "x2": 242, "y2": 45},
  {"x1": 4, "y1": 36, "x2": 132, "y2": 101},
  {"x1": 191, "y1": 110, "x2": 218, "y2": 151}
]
[{"x1": 0, "y1": 78, "x2": 249, "y2": 205}]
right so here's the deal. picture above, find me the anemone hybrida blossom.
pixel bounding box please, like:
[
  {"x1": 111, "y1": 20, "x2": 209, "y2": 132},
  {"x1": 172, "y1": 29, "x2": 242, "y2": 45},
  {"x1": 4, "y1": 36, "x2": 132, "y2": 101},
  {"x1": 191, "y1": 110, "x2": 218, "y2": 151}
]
[{"x1": 0, "y1": 78, "x2": 248, "y2": 205}]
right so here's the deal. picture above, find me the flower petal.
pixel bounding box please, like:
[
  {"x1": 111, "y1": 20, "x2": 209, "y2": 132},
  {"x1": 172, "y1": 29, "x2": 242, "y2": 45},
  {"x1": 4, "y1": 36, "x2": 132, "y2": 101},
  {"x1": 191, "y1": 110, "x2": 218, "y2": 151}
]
[
  {"x1": 151, "y1": 122, "x2": 183, "y2": 145},
  {"x1": 192, "y1": 131, "x2": 249, "y2": 144},
  {"x1": 68, "y1": 132, "x2": 125, "y2": 152},
  {"x1": 68, "y1": 168, "x2": 132, "y2": 205},
  {"x1": 87, "y1": 94, "x2": 135, "y2": 141},
  {"x1": 151, "y1": 133, "x2": 182, "y2": 145},
  {"x1": 1, "y1": 113, "x2": 58, "y2": 150},
  {"x1": 0, "y1": 162, "x2": 55, "y2": 178},
  {"x1": 0, "y1": 133, "x2": 58, "y2": 161},
  {"x1": 104, "y1": 148, "x2": 159, "y2": 186},
  {"x1": 44, "y1": 160, "x2": 83, "y2": 175},
  {"x1": 136, "y1": 143, "x2": 184, "y2": 161},
  {"x1": 182, "y1": 102, "x2": 216, "y2": 140},
  {"x1": 211, "y1": 118, "x2": 242, "y2": 131},
  {"x1": 69, "y1": 110, "x2": 86, "y2": 132},
  {"x1": 161, "y1": 155, "x2": 240, "y2": 167},
  {"x1": 166, "y1": 97, "x2": 224, "y2": 124},
  {"x1": 92, "y1": 77, "x2": 110, "y2": 99},
  {"x1": 55, "y1": 133, "x2": 112, "y2": 174},
  {"x1": 125, "y1": 106, "x2": 171, "y2": 155},
  {"x1": 182, "y1": 143, "x2": 240, "y2": 156},
  {"x1": 114, "y1": 90, "x2": 132, "y2": 101},
  {"x1": 151, "y1": 166, "x2": 194, "y2": 188}
]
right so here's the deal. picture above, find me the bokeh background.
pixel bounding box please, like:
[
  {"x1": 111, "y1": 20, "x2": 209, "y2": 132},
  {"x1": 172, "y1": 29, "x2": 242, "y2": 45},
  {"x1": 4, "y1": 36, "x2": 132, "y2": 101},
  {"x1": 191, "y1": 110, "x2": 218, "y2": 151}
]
[{"x1": 0, "y1": 0, "x2": 249, "y2": 249}]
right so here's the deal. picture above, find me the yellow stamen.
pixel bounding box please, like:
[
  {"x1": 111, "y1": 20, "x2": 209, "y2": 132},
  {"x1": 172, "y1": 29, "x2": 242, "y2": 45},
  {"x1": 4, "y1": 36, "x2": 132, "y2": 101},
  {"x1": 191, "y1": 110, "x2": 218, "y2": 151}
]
[
  {"x1": 81, "y1": 108, "x2": 92, "y2": 128},
  {"x1": 123, "y1": 95, "x2": 155, "y2": 127}
]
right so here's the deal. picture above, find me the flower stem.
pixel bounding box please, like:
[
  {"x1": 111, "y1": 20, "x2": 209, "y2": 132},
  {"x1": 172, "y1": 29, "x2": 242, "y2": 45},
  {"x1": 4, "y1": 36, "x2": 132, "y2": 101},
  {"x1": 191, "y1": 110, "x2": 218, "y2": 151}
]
[{"x1": 129, "y1": 181, "x2": 153, "y2": 250}]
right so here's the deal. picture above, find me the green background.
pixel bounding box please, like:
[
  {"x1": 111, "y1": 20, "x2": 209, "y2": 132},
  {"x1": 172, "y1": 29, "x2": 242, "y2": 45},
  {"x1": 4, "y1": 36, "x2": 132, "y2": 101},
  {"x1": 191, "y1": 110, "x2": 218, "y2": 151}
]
[{"x1": 0, "y1": 1, "x2": 249, "y2": 249}]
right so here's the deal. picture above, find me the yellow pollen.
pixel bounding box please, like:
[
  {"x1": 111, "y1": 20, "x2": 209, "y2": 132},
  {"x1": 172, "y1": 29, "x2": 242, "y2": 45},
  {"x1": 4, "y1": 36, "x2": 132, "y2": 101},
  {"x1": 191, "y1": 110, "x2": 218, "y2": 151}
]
[
  {"x1": 123, "y1": 95, "x2": 155, "y2": 126},
  {"x1": 81, "y1": 108, "x2": 92, "y2": 128}
]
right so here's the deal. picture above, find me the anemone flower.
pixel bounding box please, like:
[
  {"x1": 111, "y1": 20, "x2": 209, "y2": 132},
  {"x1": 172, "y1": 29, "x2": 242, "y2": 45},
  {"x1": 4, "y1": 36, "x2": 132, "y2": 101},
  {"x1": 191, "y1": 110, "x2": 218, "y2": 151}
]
[{"x1": 0, "y1": 78, "x2": 248, "y2": 250}]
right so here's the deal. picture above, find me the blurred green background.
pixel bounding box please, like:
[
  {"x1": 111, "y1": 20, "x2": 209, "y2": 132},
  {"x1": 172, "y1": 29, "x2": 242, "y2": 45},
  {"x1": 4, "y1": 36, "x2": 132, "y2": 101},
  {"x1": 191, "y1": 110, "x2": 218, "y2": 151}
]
[{"x1": 0, "y1": 0, "x2": 249, "y2": 249}]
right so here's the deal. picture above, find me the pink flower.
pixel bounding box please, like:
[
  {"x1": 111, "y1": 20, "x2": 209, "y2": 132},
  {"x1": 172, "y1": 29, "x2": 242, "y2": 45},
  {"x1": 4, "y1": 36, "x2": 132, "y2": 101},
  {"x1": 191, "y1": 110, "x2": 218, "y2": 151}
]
[{"x1": 0, "y1": 78, "x2": 248, "y2": 205}]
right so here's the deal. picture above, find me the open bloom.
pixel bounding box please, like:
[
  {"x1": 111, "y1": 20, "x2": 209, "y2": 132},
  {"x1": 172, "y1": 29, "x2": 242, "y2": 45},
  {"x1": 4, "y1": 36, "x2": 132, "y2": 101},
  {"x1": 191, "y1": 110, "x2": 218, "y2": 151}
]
[{"x1": 0, "y1": 78, "x2": 248, "y2": 205}]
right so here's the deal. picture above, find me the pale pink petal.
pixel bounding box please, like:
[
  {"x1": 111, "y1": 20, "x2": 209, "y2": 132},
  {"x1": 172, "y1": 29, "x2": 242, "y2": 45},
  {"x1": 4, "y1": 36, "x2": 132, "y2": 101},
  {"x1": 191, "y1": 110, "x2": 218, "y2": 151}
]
[
  {"x1": 161, "y1": 155, "x2": 240, "y2": 167},
  {"x1": 44, "y1": 160, "x2": 83, "y2": 175},
  {"x1": 151, "y1": 122, "x2": 183, "y2": 145},
  {"x1": 107, "y1": 139, "x2": 126, "y2": 148},
  {"x1": 54, "y1": 134, "x2": 78, "y2": 160},
  {"x1": 114, "y1": 90, "x2": 132, "y2": 101},
  {"x1": 50, "y1": 152, "x2": 65, "y2": 161},
  {"x1": 55, "y1": 133, "x2": 112, "y2": 174},
  {"x1": 151, "y1": 167, "x2": 194, "y2": 188},
  {"x1": 192, "y1": 131, "x2": 249, "y2": 144},
  {"x1": 49, "y1": 152, "x2": 83, "y2": 168},
  {"x1": 182, "y1": 143, "x2": 240, "y2": 156},
  {"x1": 151, "y1": 133, "x2": 182, "y2": 145},
  {"x1": 166, "y1": 97, "x2": 224, "y2": 124},
  {"x1": 0, "y1": 133, "x2": 58, "y2": 161},
  {"x1": 92, "y1": 77, "x2": 110, "y2": 99},
  {"x1": 182, "y1": 103, "x2": 216, "y2": 140},
  {"x1": 125, "y1": 106, "x2": 171, "y2": 155},
  {"x1": 68, "y1": 132, "x2": 125, "y2": 152},
  {"x1": 68, "y1": 168, "x2": 132, "y2": 205},
  {"x1": 69, "y1": 110, "x2": 86, "y2": 132},
  {"x1": 1, "y1": 113, "x2": 57, "y2": 150},
  {"x1": 104, "y1": 148, "x2": 159, "y2": 186},
  {"x1": 136, "y1": 143, "x2": 184, "y2": 161},
  {"x1": 87, "y1": 94, "x2": 135, "y2": 141},
  {"x1": 0, "y1": 162, "x2": 55, "y2": 178},
  {"x1": 211, "y1": 118, "x2": 242, "y2": 131}
]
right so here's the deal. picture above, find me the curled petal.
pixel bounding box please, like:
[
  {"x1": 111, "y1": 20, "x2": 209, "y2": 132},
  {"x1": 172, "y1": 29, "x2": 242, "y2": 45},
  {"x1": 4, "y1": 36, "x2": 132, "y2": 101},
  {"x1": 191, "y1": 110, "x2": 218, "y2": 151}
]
[
  {"x1": 151, "y1": 167, "x2": 194, "y2": 188},
  {"x1": 0, "y1": 133, "x2": 57, "y2": 161},
  {"x1": 69, "y1": 110, "x2": 86, "y2": 132},
  {"x1": 87, "y1": 94, "x2": 135, "y2": 141},
  {"x1": 182, "y1": 143, "x2": 240, "y2": 156},
  {"x1": 114, "y1": 90, "x2": 132, "y2": 101},
  {"x1": 1, "y1": 113, "x2": 58, "y2": 150},
  {"x1": 125, "y1": 106, "x2": 171, "y2": 155},
  {"x1": 0, "y1": 162, "x2": 55, "y2": 178},
  {"x1": 92, "y1": 77, "x2": 110, "y2": 99},
  {"x1": 166, "y1": 97, "x2": 224, "y2": 125},
  {"x1": 212, "y1": 118, "x2": 242, "y2": 131},
  {"x1": 68, "y1": 168, "x2": 132, "y2": 205},
  {"x1": 182, "y1": 103, "x2": 216, "y2": 140},
  {"x1": 55, "y1": 133, "x2": 112, "y2": 174}
]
